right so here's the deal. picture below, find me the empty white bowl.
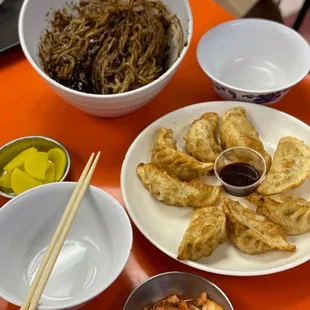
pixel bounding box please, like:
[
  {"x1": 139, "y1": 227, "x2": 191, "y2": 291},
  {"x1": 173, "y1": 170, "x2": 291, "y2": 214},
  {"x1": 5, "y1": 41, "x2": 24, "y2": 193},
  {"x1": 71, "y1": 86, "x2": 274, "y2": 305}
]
[
  {"x1": 18, "y1": 0, "x2": 193, "y2": 117},
  {"x1": 197, "y1": 19, "x2": 310, "y2": 104},
  {"x1": 0, "y1": 182, "x2": 132, "y2": 309}
]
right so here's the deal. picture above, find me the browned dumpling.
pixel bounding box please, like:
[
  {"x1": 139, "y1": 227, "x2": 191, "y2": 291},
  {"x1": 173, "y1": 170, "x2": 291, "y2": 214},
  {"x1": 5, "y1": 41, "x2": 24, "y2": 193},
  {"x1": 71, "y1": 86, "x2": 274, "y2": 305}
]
[
  {"x1": 247, "y1": 194, "x2": 310, "y2": 235},
  {"x1": 220, "y1": 106, "x2": 272, "y2": 171},
  {"x1": 225, "y1": 213, "x2": 272, "y2": 254},
  {"x1": 151, "y1": 145, "x2": 214, "y2": 181},
  {"x1": 184, "y1": 112, "x2": 222, "y2": 163},
  {"x1": 220, "y1": 196, "x2": 296, "y2": 254},
  {"x1": 257, "y1": 136, "x2": 310, "y2": 196},
  {"x1": 178, "y1": 206, "x2": 227, "y2": 261},
  {"x1": 152, "y1": 127, "x2": 177, "y2": 151},
  {"x1": 136, "y1": 163, "x2": 221, "y2": 207},
  {"x1": 152, "y1": 127, "x2": 213, "y2": 181}
]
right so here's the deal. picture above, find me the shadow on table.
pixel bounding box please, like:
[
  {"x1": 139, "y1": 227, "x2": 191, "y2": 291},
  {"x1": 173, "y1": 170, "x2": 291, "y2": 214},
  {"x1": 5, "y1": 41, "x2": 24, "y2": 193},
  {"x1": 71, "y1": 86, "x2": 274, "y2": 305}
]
[{"x1": 0, "y1": 45, "x2": 24, "y2": 70}]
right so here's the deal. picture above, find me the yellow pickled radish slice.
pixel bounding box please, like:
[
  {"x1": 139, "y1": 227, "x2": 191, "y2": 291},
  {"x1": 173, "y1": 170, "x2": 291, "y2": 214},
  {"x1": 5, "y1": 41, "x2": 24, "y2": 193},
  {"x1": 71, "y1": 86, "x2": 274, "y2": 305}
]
[
  {"x1": 48, "y1": 148, "x2": 67, "y2": 181},
  {"x1": 11, "y1": 168, "x2": 42, "y2": 195},
  {"x1": 0, "y1": 171, "x2": 12, "y2": 188},
  {"x1": 44, "y1": 162, "x2": 56, "y2": 184},
  {"x1": 24, "y1": 152, "x2": 49, "y2": 180},
  {"x1": 3, "y1": 147, "x2": 37, "y2": 172},
  {"x1": 16, "y1": 163, "x2": 25, "y2": 171}
]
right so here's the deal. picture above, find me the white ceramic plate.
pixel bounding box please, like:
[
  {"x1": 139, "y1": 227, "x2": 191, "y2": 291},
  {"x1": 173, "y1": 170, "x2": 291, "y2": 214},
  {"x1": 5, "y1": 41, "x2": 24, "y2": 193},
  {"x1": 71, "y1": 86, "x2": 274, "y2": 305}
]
[{"x1": 121, "y1": 101, "x2": 310, "y2": 276}]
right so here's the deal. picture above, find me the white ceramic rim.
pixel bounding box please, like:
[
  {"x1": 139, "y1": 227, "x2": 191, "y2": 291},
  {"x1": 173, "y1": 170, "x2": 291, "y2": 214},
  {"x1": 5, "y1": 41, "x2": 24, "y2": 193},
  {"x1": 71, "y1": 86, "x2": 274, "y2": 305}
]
[
  {"x1": 121, "y1": 100, "x2": 310, "y2": 277},
  {"x1": 0, "y1": 182, "x2": 133, "y2": 310},
  {"x1": 213, "y1": 146, "x2": 267, "y2": 192},
  {"x1": 197, "y1": 18, "x2": 310, "y2": 94},
  {"x1": 18, "y1": 0, "x2": 193, "y2": 100},
  {"x1": 123, "y1": 271, "x2": 234, "y2": 310}
]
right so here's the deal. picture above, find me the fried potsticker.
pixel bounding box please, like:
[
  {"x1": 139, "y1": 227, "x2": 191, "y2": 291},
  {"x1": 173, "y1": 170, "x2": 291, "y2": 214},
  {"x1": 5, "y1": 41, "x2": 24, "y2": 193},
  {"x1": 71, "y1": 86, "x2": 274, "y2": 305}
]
[
  {"x1": 247, "y1": 194, "x2": 310, "y2": 235},
  {"x1": 184, "y1": 112, "x2": 222, "y2": 163},
  {"x1": 152, "y1": 128, "x2": 214, "y2": 181},
  {"x1": 220, "y1": 196, "x2": 296, "y2": 254},
  {"x1": 136, "y1": 163, "x2": 221, "y2": 207},
  {"x1": 220, "y1": 106, "x2": 271, "y2": 171},
  {"x1": 257, "y1": 136, "x2": 310, "y2": 196},
  {"x1": 151, "y1": 127, "x2": 177, "y2": 151},
  {"x1": 178, "y1": 206, "x2": 227, "y2": 261}
]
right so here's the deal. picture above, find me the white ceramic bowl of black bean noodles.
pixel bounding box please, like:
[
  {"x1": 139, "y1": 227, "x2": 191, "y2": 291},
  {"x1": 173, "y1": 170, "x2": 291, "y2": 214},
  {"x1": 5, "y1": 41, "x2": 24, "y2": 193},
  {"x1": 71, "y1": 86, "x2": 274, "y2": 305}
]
[{"x1": 18, "y1": 0, "x2": 193, "y2": 117}]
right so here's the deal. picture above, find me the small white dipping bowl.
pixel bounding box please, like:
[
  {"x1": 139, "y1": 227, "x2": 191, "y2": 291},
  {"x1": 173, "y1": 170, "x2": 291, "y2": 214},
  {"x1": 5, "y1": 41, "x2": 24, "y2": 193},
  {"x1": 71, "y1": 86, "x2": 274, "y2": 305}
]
[
  {"x1": 0, "y1": 182, "x2": 132, "y2": 309},
  {"x1": 18, "y1": 0, "x2": 193, "y2": 117},
  {"x1": 197, "y1": 19, "x2": 310, "y2": 105}
]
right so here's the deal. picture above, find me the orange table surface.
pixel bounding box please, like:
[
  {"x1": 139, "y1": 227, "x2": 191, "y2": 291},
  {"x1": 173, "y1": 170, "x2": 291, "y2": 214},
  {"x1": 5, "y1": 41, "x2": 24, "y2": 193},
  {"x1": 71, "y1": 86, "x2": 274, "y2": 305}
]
[{"x1": 0, "y1": 0, "x2": 310, "y2": 309}]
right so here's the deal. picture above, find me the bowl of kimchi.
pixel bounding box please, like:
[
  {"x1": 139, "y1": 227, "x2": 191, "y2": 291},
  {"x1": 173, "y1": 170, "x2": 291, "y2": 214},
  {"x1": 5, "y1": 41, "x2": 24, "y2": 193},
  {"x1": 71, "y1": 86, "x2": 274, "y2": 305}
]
[{"x1": 123, "y1": 271, "x2": 234, "y2": 310}]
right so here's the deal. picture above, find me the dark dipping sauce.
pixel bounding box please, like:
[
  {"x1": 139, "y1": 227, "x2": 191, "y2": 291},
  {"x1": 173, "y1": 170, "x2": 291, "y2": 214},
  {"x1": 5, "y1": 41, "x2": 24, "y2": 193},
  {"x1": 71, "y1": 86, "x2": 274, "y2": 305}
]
[{"x1": 220, "y1": 162, "x2": 260, "y2": 187}]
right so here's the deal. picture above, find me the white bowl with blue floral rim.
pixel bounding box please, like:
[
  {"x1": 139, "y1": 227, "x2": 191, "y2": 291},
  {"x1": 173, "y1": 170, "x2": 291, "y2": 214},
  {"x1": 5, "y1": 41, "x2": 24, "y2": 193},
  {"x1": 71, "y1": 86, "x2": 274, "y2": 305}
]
[{"x1": 197, "y1": 19, "x2": 310, "y2": 105}]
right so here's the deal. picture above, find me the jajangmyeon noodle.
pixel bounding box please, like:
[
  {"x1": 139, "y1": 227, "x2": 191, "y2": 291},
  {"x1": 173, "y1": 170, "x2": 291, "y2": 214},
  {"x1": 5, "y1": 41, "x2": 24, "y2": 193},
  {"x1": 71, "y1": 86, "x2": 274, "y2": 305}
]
[{"x1": 38, "y1": 0, "x2": 180, "y2": 94}]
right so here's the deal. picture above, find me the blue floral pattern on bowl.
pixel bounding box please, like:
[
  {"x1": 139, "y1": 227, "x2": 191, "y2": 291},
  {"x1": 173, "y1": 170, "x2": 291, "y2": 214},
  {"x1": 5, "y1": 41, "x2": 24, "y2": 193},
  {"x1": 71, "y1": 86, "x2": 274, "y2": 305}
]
[{"x1": 211, "y1": 80, "x2": 290, "y2": 105}]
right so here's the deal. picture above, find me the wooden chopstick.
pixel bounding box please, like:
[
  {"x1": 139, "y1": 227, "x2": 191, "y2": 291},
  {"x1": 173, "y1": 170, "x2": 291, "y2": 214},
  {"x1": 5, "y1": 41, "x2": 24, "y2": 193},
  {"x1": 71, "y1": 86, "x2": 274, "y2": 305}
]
[
  {"x1": 20, "y1": 152, "x2": 95, "y2": 310},
  {"x1": 20, "y1": 152, "x2": 101, "y2": 310}
]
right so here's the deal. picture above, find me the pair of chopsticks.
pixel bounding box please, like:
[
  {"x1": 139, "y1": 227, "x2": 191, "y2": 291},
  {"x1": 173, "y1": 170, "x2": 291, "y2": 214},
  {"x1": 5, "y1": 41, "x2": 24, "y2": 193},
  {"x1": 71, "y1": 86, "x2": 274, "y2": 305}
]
[{"x1": 21, "y1": 152, "x2": 101, "y2": 310}]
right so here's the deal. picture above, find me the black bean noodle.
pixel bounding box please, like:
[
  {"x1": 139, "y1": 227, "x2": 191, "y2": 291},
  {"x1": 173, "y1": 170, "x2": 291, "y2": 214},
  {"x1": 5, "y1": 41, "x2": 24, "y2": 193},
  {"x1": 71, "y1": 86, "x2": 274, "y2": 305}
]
[{"x1": 38, "y1": 0, "x2": 179, "y2": 94}]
